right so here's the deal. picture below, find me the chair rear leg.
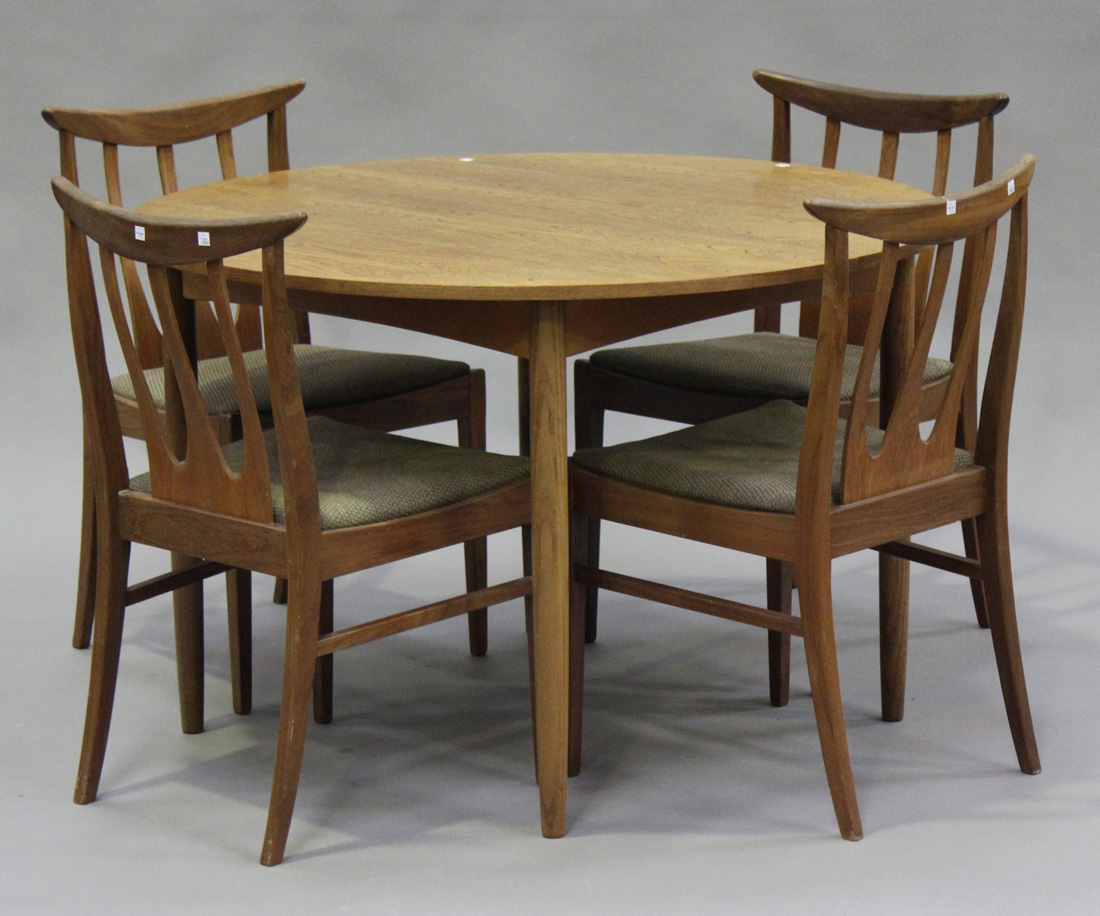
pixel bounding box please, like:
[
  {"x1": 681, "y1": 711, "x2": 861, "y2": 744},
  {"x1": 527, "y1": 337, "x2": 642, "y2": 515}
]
[
  {"x1": 227, "y1": 569, "x2": 253, "y2": 715},
  {"x1": 961, "y1": 518, "x2": 990, "y2": 628},
  {"x1": 583, "y1": 517, "x2": 603, "y2": 645},
  {"x1": 798, "y1": 552, "x2": 862, "y2": 841},
  {"x1": 959, "y1": 369, "x2": 988, "y2": 630},
  {"x1": 767, "y1": 559, "x2": 793, "y2": 707},
  {"x1": 573, "y1": 359, "x2": 605, "y2": 644},
  {"x1": 172, "y1": 553, "x2": 205, "y2": 735},
  {"x1": 261, "y1": 573, "x2": 323, "y2": 867},
  {"x1": 73, "y1": 434, "x2": 97, "y2": 649},
  {"x1": 464, "y1": 539, "x2": 489, "y2": 656},
  {"x1": 568, "y1": 510, "x2": 588, "y2": 776},
  {"x1": 525, "y1": 593, "x2": 539, "y2": 782},
  {"x1": 459, "y1": 371, "x2": 490, "y2": 656},
  {"x1": 879, "y1": 550, "x2": 910, "y2": 722},
  {"x1": 517, "y1": 357, "x2": 540, "y2": 774},
  {"x1": 74, "y1": 534, "x2": 131, "y2": 805},
  {"x1": 974, "y1": 508, "x2": 1040, "y2": 774},
  {"x1": 313, "y1": 580, "x2": 334, "y2": 725}
]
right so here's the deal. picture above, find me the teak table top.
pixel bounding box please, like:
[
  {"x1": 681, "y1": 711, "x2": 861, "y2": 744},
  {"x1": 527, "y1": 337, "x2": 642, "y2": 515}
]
[{"x1": 139, "y1": 153, "x2": 929, "y2": 302}]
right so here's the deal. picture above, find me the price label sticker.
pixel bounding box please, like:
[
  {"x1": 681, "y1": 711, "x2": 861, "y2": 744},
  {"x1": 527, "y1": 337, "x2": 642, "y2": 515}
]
[
  {"x1": 1008, "y1": 179, "x2": 1016, "y2": 195},
  {"x1": 946, "y1": 199, "x2": 957, "y2": 216},
  {"x1": 134, "y1": 226, "x2": 146, "y2": 241},
  {"x1": 197, "y1": 231, "x2": 211, "y2": 247}
]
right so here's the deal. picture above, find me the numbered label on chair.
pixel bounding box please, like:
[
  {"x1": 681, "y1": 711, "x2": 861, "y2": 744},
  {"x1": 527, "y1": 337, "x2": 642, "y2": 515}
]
[
  {"x1": 946, "y1": 199, "x2": 957, "y2": 215},
  {"x1": 197, "y1": 231, "x2": 211, "y2": 247},
  {"x1": 134, "y1": 226, "x2": 145, "y2": 241}
]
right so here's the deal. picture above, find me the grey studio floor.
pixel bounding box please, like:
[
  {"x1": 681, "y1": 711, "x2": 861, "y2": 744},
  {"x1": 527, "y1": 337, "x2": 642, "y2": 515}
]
[{"x1": 3, "y1": 2, "x2": 1099, "y2": 914}]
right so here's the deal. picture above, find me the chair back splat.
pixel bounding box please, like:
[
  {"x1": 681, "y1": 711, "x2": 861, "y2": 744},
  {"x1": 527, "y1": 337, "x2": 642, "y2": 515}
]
[
  {"x1": 60, "y1": 184, "x2": 303, "y2": 522},
  {"x1": 806, "y1": 156, "x2": 1031, "y2": 507}
]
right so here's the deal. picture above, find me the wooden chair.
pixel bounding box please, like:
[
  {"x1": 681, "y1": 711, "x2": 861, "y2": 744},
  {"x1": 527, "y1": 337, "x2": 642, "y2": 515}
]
[
  {"x1": 574, "y1": 70, "x2": 1010, "y2": 657},
  {"x1": 44, "y1": 82, "x2": 491, "y2": 726},
  {"x1": 53, "y1": 176, "x2": 532, "y2": 865},
  {"x1": 568, "y1": 156, "x2": 1040, "y2": 839}
]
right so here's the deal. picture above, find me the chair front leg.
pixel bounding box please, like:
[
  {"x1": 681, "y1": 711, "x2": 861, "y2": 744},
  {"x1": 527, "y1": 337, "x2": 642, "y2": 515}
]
[
  {"x1": 74, "y1": 531, "x2": 131, "y2": 805},
  {"x1": 974, "y1": 506, "x2": 1040, "y2": 775},
  {"x1": 261, "y1": 571, "x2": 324, "y2": 866},
  {"x1": 797, "y1": 550, "x2": 862, "y2": 841}
]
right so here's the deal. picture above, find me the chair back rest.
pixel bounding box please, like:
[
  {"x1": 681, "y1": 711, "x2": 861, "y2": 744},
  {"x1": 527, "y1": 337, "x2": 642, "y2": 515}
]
[
  {"x1": 43, "y1": 81, "x2": 307, "y2": 367},
  {"x1": 752, "y1": 69, "x2": 1009, "y2": 342},
  {"x1": 798, "y1": 155, "x2": 1033, "y2": 508},
  {"x1": 52, "y1": 176, "x2": 309, "y2": 525}
]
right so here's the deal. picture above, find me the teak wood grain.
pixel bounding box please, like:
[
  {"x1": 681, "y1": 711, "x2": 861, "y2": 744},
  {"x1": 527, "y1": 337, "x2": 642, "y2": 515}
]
[
  {"x1": 44, "y1": 83, "x2": 308, "y2": 729},
  {"x1": 137, "y1": 151, "x2": 928, "y2": 848},
  {"x1": 139, "y1": 154, "x2": 927, "y2": 310},
  {"x1": 45, "y1": 81, "x2": 491, "y2": 705},
  {"x1": 572, "y1": 69, "x2": 1008, "y2": 690},
  {"x1": 55, "y1": 177, "x2": 532, "y2": 866},
  {"x1": 568, "y1": 156, "x2": 1039, "y2": 842}
]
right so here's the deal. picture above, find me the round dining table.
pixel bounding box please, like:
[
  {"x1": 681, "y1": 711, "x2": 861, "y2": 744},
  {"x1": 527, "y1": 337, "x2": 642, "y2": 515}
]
[{"x1": 139, "y1": 152, "x2": 929, "y2": 840}]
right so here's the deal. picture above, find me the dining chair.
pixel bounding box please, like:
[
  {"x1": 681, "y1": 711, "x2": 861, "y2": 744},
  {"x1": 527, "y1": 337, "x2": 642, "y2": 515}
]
[
  {"x1": 573, "y1": 70, "x2": 1011, "y2": 679},
  {"x1": 53, "y1": 176, "x2": 532, "y2": 865},
  {"x1": 568, "y1": 156, "x2": 1040, "y2": 840},
  {"x1": 44, "y1": 81, "x2": 492, "y2": 725}
]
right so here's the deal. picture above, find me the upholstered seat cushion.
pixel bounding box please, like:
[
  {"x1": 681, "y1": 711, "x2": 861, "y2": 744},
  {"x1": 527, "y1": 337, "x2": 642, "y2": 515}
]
[
  {"x1": 111, "y1": 344, "x2": 471, "y2": 416},
  {"x1": 589, "y1": 332, "x2": 952, "y2": 401},
  {"x1": 572, "y1": 399, "x2": 974, "y2": 514},
  {"x1": 129, "y1": 416, "x2": 529, "y2": 530}
]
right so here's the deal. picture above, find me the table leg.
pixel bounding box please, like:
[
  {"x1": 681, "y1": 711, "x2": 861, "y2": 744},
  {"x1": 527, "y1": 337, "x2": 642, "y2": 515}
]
[{"x1": 527, "y1": 303, "x2": 569, "y2": 838}]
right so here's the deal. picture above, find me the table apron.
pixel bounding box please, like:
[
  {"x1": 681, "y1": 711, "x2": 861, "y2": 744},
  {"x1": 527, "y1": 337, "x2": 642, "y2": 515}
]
[{"x1": 203, "y1": 270, "x2": 881, "y2": 359}]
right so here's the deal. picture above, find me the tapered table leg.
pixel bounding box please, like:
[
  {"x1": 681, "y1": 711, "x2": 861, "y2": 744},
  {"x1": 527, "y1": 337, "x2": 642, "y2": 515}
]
[{"x1": 528, "y1": 303, "x2": 569, "y2": 838}]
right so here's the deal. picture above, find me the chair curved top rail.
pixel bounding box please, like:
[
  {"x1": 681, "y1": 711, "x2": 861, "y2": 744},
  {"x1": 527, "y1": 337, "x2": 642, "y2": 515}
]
[
  {"x1": 753, "y1": 69, "x2": 1009, "y2": 134},
  {"x1": 51, "y1": 177, "x2": 307, "y2": 266},
  {"x1": 804, "y1": 154, "x2": 1034, "y2": 244},
  {"x1": 41, "y1": 80, "x2": 306, "y2": 148},
  {"x1": 43, "y1": 80, "x2": 306, "y2": 364}
]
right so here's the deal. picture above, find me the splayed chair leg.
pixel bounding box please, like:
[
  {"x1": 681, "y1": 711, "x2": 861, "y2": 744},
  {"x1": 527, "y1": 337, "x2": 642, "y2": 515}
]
[
  {"x1": 798, "y1": 553, "x2": 862, "y2": 841},
  {"x1": 261, "y1": 573, "x2": 323, "y2": 866}
]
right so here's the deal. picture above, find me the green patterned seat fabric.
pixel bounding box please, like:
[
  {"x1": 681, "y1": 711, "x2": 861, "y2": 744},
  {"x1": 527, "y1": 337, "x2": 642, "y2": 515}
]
[
  {"x1": 572, "y1": 399, "x2": 974, "y2": 514},
  {"x1": 111, "y1": 344, "x2": 471, "y2": 416},
  {"x1": 589, "y1": 332, "x2": 952, "y2": 401},
  {"x1": 129, "y1": 416, "x2": 529, "y2": 531}
]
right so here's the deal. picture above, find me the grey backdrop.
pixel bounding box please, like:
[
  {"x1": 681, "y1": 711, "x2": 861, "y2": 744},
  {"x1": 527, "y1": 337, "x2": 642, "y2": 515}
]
[{"x1": 2, "y1": 2, "x2": 1097, "y2": 913}]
